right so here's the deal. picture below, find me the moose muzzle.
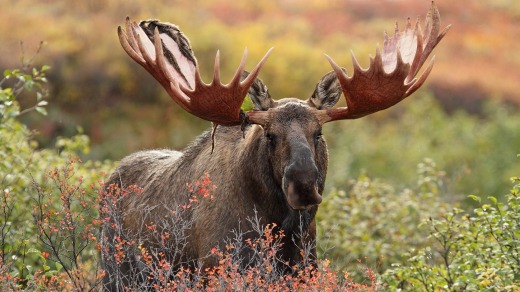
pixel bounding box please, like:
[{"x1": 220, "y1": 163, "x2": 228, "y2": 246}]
[{"x1": 282, "y1": 144, "x2": 322, "y2": 210}]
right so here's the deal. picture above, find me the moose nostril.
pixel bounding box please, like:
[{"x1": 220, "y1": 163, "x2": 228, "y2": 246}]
[
  {"x1": 283, "y1": 162, "x2": 322, "y2": 209},
  {"x1": 285, "y1": 163, "x2": 319, "y2": 186},
  {"x1": 284, "y1": 180, "x2": 322, "y2": 210}
]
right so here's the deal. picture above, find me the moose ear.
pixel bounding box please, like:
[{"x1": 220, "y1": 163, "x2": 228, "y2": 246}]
[
  {"x1": 308, "y1": 70, "x2": 344, "y2": 110},
  {"x1": 241, "y1": 71, "x2": 273, "y2": 111}
]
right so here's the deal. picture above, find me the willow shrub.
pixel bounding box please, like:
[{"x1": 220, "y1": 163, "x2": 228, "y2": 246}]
[
  {"x1": 383, "y1": 175, "x2": 520, "y2": 291},
  {"x1": 317, "y1": 159, "x2": 452, "y2": 280},
  {"x1": 1, "y1": 61, "x2": 113, "y2": 287},
  {"x1": 325, "y1": 93, "x2": 520, "y2": 204},
  {"x1": 318, "y1": 155, "x2": 520, "y2": 289}
]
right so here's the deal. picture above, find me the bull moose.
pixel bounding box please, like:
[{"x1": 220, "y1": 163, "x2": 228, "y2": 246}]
[{"x1": 101, "y1": 2, "x2": 450, "y2": 290}]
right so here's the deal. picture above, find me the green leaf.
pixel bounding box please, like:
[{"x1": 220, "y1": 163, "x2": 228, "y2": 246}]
[
  {"x1": 45, "y1": 270, "x2": 58, "y2": 277},
  {"x1": 35, "y1": 106, "x2": 48, "y2": 116},
  {"x1": 26, "y1": 247, "x2": 41, "y2": 254},
  {"x1": 241, "y1": 95, "x2": 254, "y2": 111},
  {"x1": 24, "y1": 80, "x2": 34, "y2": 91},
  {"x1": 468, "y1": 195, "x2": 481, "y2": 203},
  {"x1": 488, "y1": 196, "x2": 498, "y2": 205},
  {"x1": 55, "y1": 262, "x2": 63, "y2": 272}
]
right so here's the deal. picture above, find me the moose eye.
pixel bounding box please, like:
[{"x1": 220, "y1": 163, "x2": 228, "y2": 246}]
[
  {"x1": 314, "y1": 131, "x2": 323, "y2": 144},
  {"x1": 266, "y1": 133, "x2": 276, "y2": 145}
]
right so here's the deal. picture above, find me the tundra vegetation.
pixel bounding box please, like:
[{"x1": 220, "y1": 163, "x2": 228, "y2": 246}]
[{"x1": 1, "y1": 6, "x2": 520, "y2": 292}]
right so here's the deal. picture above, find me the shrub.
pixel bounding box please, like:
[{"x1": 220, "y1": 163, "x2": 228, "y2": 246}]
[
  {"x1": 325, "y1": 93, "x2": 520, "y2": 204},
  {"x1": 99, "y1": 177, "x2": 380, "y2": 291},
  {"x1": 317, "y1": 159, "x2": 452, "y2": 280},
  {"x1": 382, "y1": 174, "x2": 520, "y2": 291},
  {"x1": 1, "y1": 157, "x2": 381, "y2": 290},
  {"x1": 0, "y1": 56, "x2": 113, "y2": 289}
]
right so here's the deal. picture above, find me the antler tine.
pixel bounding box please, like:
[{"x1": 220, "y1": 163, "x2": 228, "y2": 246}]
[
  {"x1": 118, "y1": 18, "x2": 273, "y2": 126},
  {"x1": 350, "y1": 51, "x2": 364, "y2": 76},
  {"x1": 213, "y1": 50, "x2": 222, "y2": 85},
  {"x1": 229, "y1": 48, "x2": 249, "y2": 87},
  {"x1": 240, "y1": 48, "x2": 273, "y2": 90},
  {"x1": 155, "y1": 28, "x2": 179, "y2": 87},
  {"x1": 125, "y1": 18, "x2": 139, "y2": 51},
  {"x1": 406, "y1": 20, "x2": 424, "y2": 84},
  {"x1": 134, "y1": 25, "x2": 156, "y2": 72},
  {"x1": 318, "y1": 1, "x2": 450, "y2": 124},
  {"x1": 118, "y1": 19, "x2": 144, "y2": 65},
  {"x1": 406, "y1": 55, "x2": 435, "y2": 96}
]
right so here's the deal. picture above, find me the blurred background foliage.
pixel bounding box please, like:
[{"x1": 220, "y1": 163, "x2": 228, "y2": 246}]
[
  {"x1": 3, "y1": 0, "x2": 518, "y2": 198},
  {"x1": 326, "y1": 94, "x2": 520, "y2": 204}
]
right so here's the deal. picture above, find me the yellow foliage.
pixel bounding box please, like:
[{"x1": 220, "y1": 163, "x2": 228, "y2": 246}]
[{"x1": 1, "y1": 0, "x2": 519, "y2": 157}]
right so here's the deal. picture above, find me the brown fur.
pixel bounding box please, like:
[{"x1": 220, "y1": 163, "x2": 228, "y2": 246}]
[{"x1": 101, "y1": 77, "x2": 339, "y2": 289}]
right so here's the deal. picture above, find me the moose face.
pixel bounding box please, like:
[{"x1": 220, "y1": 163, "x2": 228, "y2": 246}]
[
  {"x1": 245, "y1": 72, "x2": 341, "y2": 211},
  {"x1": 262, "y1": 101, "x2": 327, "y2": 210}
]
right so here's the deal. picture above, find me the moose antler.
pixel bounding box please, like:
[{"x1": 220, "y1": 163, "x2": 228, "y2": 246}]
[
  {"x1": 317, "y1": 1, "x2": 451, "y2": 123},
  {"x1": 118, "y1": 18, "x2": 272, "y2": 126}
]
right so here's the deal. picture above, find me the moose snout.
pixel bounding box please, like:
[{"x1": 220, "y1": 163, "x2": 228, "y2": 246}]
[{"x1": 283, "y1": 161, "x2": 322, "y2": 210}]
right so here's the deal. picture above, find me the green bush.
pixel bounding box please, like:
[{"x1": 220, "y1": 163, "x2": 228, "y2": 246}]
[
  {"x1": 317, "y1": 159, "x2": 452, "y2": 279},
  {"x1": 0, "y1": 59, "x2": 113, "y2": 287},
  {"x1": 383, "y1": 175, "x2": 520, "y2": 291},
  {"x1": 325, "y1": 93, "x2": 520, "y2": 204}
]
